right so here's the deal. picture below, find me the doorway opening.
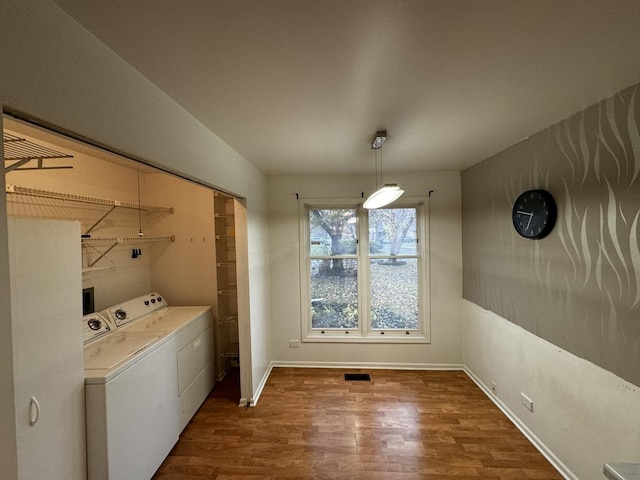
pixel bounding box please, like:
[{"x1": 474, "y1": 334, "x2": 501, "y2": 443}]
[{"x1": 2, "y1": 114, "x2": 242, "y2": 401}]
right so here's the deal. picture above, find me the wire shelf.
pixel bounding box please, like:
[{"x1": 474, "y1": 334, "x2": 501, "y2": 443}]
[
  {"x1": 82, "y1": 235, "x2": 175, "y2": 246},
  {"x1": 4, "y1": 132, "x2": 74, "y2": 171},
  {"x1": 3, "y1": 132, "x2": 73, "y2": 162},
  {"x1": 6, "y1": 184, "x2": 173, "y2": 213},
  {"x1": 216, "y1": 261, "x2": 236, "y2": 268},
  {"x1": 82, "y1": 235, "x2": 175, "y2": 267}
]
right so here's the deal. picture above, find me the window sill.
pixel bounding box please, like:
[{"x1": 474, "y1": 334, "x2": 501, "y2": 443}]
[{"x1": 303, "y1": 335, "x2": 430, "y2": 344}]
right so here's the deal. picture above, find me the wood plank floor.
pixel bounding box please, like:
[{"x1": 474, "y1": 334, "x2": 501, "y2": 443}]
[{"x1": 153, "y1": 368, "x2": 562, "y2": 480}]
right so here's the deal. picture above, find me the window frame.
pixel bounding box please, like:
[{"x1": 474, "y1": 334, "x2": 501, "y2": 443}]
[{"x1": 299, "y1": 198, "x2": 430, "y2": 343}]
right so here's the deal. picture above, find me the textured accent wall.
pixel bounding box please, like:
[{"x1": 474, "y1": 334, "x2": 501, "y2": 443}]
[{"x1": 462, "y1": 82, "x2": 640, "y2": 387}]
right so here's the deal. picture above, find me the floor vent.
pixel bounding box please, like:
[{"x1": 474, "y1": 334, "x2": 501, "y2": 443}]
[{"x1": 344, "y1": 373, "x2": 370, "y2": 381}]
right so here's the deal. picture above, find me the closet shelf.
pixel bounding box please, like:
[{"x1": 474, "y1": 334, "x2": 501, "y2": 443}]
[
  {"x1": 4, "y1": 133, "x2": 73, "y2": 172},
  {"x1": 221, "y1": 342, "x2": 239, "y2": 358},
  {"x1": 6, "y1": 184, "x2": 174, "y2": 213},
  {"x1": 6, "y1": 184, "x2": 174, "y2": 235},
  {"x1": 82, "y1": 236, "x2": 175, "y2": 268},
  {"x1": 218, "y1": 315, "x2": 238, "y2": 326},
  {"x1": 216, "y1": 261, "x2": 236, "y2": 268},
  {"x1": 82, "y1": 235, "x2": 175, "y2": 246},
  {"x1": 82, "y1": 265, "x2": 117, "y2": 277},
  {"x1": 217, "y1": 287, "x2": 237, "y2": 296}
]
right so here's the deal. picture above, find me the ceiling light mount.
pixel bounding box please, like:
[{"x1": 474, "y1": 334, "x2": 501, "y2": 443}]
[
  {"x1": 364, "y1": 130, "x2": 404, "y2": 209},
  {"x1": 371, "y1": 130, "x2": 387, "y2": 149}
]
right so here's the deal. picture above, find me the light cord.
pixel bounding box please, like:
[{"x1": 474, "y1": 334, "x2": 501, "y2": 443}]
[{"x1": 137, "y1": 166, "x2": 143, "y2": 237}]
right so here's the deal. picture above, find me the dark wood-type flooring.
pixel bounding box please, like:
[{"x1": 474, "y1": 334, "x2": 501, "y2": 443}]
[{"x1": 153, "y1": 368, "x2": 562, "y2": 480}]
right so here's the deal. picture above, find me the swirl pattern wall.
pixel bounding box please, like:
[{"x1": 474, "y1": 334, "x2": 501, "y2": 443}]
[{"x1": 462, "y1": 83, "x2": 640, "y2": 387}]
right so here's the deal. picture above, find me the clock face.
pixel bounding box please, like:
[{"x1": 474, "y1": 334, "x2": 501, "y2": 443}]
[{"x1": 512, "y1": 190, "x2": 557, "y2": 239}]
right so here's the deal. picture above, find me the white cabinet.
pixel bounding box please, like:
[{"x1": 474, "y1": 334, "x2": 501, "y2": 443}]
[{"x1": 8, "y1": 218, "x2": 86, "y2": 480}]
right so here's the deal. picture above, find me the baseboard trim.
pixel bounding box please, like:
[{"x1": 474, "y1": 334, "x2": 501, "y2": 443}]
[
  {"x1": 216, "y1": 368, "x2": 227, "y2": 383},
  {"x1": 463, "y1": 367, "x2": 577, "y2": 480},
  {"x1": 251, "y1": 361, "x2": 463, "y2": 406},
  {"x1": 249, "y1": 361, "x2": 274, "y2": 407},
  {"x1": 271, "y1": 360, "x2": 465, "y2": 370}
]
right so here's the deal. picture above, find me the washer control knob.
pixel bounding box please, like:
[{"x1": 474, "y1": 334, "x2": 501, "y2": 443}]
[
  {"x1": 151, "y1": 298, "x2": 156, "y2": 303},
  {"x1": 157, "y1": 297, "x2": 163, "y2": 303},
  {"x1": 88, "y1": 318, "x2": 101, "y2": 331},
  {"x1": 115, "y1": 309, "x2": 127, "y2": 320},
  {"x1": 144, "y1": 300, "x2": 150, "y2": 306}
]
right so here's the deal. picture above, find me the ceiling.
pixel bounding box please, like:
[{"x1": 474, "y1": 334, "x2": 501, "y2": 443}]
[{"x1": 52, "y1": 0, "x2": 640, "y2": 176}]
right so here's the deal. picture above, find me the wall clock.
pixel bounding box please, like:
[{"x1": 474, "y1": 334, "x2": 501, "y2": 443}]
[{"x1": 512, "y1": 189, "x2": 557, "y2": 239}]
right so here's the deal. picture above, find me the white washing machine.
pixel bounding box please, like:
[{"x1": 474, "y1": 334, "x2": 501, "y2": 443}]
[
  {"x1": 104, "y1": 292, "x2": 215, "y2": 433},
  {"x1": 82, "y1": 311, "x2": 178, "y2": 480}
]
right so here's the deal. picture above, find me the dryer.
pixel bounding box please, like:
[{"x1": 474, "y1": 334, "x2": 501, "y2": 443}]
[{"x1": 104, "y1": 292, "x2": 215, "y2": 433}]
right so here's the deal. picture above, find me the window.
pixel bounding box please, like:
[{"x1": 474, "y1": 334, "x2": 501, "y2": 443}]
[{"x1": 300, "y1": 200, "x2": 429, "y2": 342}]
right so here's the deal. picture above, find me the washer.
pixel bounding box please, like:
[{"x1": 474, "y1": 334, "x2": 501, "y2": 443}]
[
  {"x1": 105, "y1": 293, "x2": 215, "y2": 433},
  {"x1": 82, "y1": 312, "x2": 178, "y2": 480}
]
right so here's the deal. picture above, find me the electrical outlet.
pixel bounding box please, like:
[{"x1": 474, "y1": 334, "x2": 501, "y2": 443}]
[
  {"x1": 520, "y1": 393, "x2": 534, "y2": 412},
  {"x1": 289, "y1": 340, "x2": 300, "y2": 348},
  {"x1": 490, "y1": 381, "x2": 497, "y2": 395}
]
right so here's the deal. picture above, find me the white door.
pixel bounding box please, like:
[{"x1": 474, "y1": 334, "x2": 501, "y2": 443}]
[{"x1": 9, "y1": 218, "x2": 86, "y2": 480}]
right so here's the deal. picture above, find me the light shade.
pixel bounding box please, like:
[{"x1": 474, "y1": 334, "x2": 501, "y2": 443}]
[{"x1": 363, "y1": 184, "x2": 404, "y2": 209}]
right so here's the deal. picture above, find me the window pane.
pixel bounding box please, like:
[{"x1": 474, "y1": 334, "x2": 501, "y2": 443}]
[
  {"x1": 369, "y1": 208, "x2": 417, "y2": 255},
  {"x1": 310, "y1": 258, "x2": 358, "y2": 329},
  {"x1": 370, "y1": 258, "x2": 418, "y2": 330},
  {"x1": 309, "y1": 208, "x2": 357, "y2": 256}
]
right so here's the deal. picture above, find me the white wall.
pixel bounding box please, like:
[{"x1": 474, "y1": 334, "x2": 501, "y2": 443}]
[
  {"x1": 146, "y1": 173, "x2": 218, "y2": 308},
  {"x1": 245, "y1": 198, "x2": 272, "y2": 400},
  {"x1": 462, "y1": 299, "x2": 640, "y2": 480},
  {"x1": 1, "y1": 1, "x2": 271, "y2": 474},
  {"x1": 268, "y1": 171, "x2": 462, "y2": 367}
]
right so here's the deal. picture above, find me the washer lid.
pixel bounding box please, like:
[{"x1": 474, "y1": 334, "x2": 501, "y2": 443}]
[{"x1": 84, "y1": 332, "x2": 160, "y2": 370}]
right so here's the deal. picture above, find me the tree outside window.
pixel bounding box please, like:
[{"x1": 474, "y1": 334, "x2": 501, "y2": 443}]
[{"x1": 309, "y1": 208, "x2": 358, "y2": 329}]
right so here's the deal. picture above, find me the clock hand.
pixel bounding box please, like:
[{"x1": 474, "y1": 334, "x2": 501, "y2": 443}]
[
  {"x1": 526, "y1": 215, "x2": 532, "y2": 230},
  {"x1": 516, "y1": 211, "x2": 533, "y2": 216}
]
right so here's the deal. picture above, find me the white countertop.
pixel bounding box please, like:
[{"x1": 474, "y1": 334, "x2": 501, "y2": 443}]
[{"x1": 604, "y1": 463, "x2": 640, "y2": 480}]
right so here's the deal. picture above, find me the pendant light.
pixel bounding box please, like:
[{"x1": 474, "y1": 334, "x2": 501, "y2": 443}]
[{"x1": 363, "y1": 130, "x2": 404, "y2": 209}]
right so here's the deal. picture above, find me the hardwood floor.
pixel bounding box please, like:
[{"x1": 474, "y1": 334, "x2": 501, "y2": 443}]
[{"x1": 153, "y1": 368, "x2": 562, "y2": 480}]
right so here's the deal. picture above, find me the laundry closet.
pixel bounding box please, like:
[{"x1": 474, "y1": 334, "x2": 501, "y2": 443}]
[{"x1": 3, "y1": 116, "x2": 244, "y2": 479}]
